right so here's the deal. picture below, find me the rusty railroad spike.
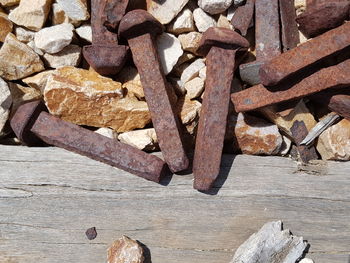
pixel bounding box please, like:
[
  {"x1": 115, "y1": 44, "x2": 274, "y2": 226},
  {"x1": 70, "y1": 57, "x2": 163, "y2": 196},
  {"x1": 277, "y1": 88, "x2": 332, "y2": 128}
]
[
  {"x1": 192, "y1": 27, "x2": 249, "y2": 191},
  {"x1": 279, "y1": 0, "x2": 300, "y2": 52},
  {"x1": 83, "y1": 0, "x2": 129, "y2": 75},
  {"x1": 10, "y1": 101, "x2": 168, "y2": 183},
  {"x1": 230, "y1": 0, "x2": 255, "y2": 37},
  {"x1": 118, "y1": 10, "x2": 189, "y2": 173}
]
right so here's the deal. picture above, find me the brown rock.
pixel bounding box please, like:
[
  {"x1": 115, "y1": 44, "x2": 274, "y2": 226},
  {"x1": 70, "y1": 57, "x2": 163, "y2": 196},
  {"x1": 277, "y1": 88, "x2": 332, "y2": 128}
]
[
  {"x1": 178, "y1": 32, "x2": 202, "y2": 54},
  {"x1": 0, "y1": 13, "x2": 13, "y2": 42},
  {"x1": 107, "y1": 236, "x2": 144, "y2": 263},
  {"x1": 44, "y1": 67, "x2": 151, "y2": 132},
  {"x1": 118, "y1": 67, "x2": 145, "y2": 100},
  {"x1": 0, "y1": 33, "x2": 44, "y2": 80},
  {"x1": 317, "y1": 119, "x2": 350, "y2": 161},
  {"x1": 23, "y1": 70, "x2": 54, "y2": 93},
  {"x1": 234, "y1": 113, "x2": 283, "y2": 155},
  {"x1": 8, "y1": 82, "x2": 41, "y2": 116},
  {"x1": 0, "y1": 0, "x2": 20, "y2": 6}
]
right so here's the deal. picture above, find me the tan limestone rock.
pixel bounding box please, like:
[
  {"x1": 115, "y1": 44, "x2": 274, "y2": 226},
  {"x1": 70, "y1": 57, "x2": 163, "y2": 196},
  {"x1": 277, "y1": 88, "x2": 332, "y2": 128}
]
[
  {"x1": 217, "y1": 14, "x2": 233, "y2": 30},
  {"x1": 8, "y1": 0, "x2": 51, "y2": 31},
  {"x1": 157, "y1": 32, "x2": 183, "y2": 75},
  {"x1": 43, "y1": 44, "x2": 82, "y2": 68},
  {"x1": 146, "y1": 0, "x2": 190, "y2": 25},
  {"x1": 23, "y1": 70, "x2": 54, "y2": 93},
  {"x1": 118, "y1": 67, "x2": 145, "y2": 100},
  {"x1": 193, "y1": 8, "x2": 217, "y2": 32},
  {"x1": 184, "y1": 77, "x2": 204, "y2": 99},
  {"x1": 0, "y1": 0, "x2": 20, "y2": 7},
  {"x1": 51, "y1": 3, "x2": 80, "y2": 26},
  {"x1": 107, "y1": 235, "x2": 144, "y2": 263},
  {"x1": 178, "y1": 32, "x2": 202, "y2": 54},
  {"x1": 167, "y1": 8, "x2": 195, "y2": 35},
  {"x1": 0, "y1": 33, "x2": 44, "y2": 80},
  {"x1": 118, "y1": 128, "x2": 159, "y2": 151},
  {"x1": 56, "y1": 0, "x2": 90, "y2": 22},
  {"x1": 234, "y1": 113, "x2": 283, "y2": 155},
  {"x1": 177, "y1": 97, "x2": 202, "y2": 125},
  {"x1": 14, "y1": 27, "x2": 35, "y2": 43},
  {"x1": 0, "y1": 78, "x2": 12, "y2": 134},
  {"x1": 75, "y1": 23, "x2": 92, "y2": 43},
  {"x1": 180, "y1": 58, "x2": 206, "y2": 85},
  {"x1": 0, "y1": 12, "x2": 13, "y2": 42},
  {"x1": 317, "y1": 119, "x2": 350, "y2": 161},
  {"x1": 43, "y1": 67, "x2": 151, "y2": 132},
  {"x1": 8, "y1": 82, "x2": 41, "y2": 116},
  {"x1": 95, "y1": 127, "x2": 117, "y2": 139}
]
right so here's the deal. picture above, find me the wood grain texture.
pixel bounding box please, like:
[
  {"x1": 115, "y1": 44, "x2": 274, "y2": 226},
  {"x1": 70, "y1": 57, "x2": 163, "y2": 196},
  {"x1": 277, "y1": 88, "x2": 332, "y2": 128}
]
[{"x1": 0, "y1": 145, "x2": 349, "y2": 263}]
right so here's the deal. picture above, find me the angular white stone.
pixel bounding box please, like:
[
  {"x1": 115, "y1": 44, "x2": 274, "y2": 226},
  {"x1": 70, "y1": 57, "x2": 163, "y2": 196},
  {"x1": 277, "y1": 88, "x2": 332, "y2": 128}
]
[
  {"x1": 27, "y1": 40, "x2": 44, "y2": 56},
  {"x1": 184, "y1": 77, "x2": 204, "y2": 99},
  {"x1": 95, "y1": 128, "x2": 117, "y2": 139},
  {"x1": 75, "y1": 23, "x2": 92, "y2": 43},
  {"x1": 217, "y1": 14, "x2": 233, "y2": 29},
  {"x1": 0, "y1": 78, "x2": 12, "y2": 134},
  {"x1": 23, "y1": 70, "x2": 54, "y2": 93},
  {"x1": 157, "y1": 33, "x2": 183, "y2": 75},
  {"x1": 34, "y1": 23, "x2": 74, "y2": 54},
  {"x1": 14, "y1": 27, "x2": 35, "y2": 43},
  {"x1": 198, "y1": 0, "x2": 234, "y2": 15},
  {"x1": 178, "y1": 32, "x2": 202, "y2": 54},
  {"x1": 299, "y1": 259, "x2": 314, "y2": 263},
  {"x1": 199, "y1": 66, "x2": 206, "y2": 80},
  {"x1": 51, "y1": 3, "x2": 80, "y2": 26},
  {"x1": 193, "y1": 8, "x2": 216, "y2": 32},
  {"x1": 167, "y1": 8, "x2": 195, "y2": 35},
  {"x1": 56, "y1": 0, "x2": 90, "y2": 22},
  {"x1": 8, "y1": 0, "x2": 51, "y2": 31},
  {"x1": 43, "y1": 45, "x2": 82, "y2": 68},
  {"x1": 118, "y1": 128, "x2": 158, "y2": 151},
  {"x1": 146, "y1": 0, "x2": 190, "y2": 25},
  {"x1": 180, "y1": 58, "x2": 206, "y2": 85}
]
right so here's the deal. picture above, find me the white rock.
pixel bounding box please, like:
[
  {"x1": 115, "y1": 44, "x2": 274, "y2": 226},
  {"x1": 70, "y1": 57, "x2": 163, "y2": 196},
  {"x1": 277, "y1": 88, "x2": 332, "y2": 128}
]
[
  {"x1": 279, "y1": 136, "x2": 292, "y2": 156},
  {"x1": 118, "y1": 128, "x2": 158, "y2": 151},
  {"x1": 180, "y1": 58, "x2": 206, "y2": 85},
  {"x1": 193, "y1": 8, "x2": 217, "y2": 32},
  {"x1": 199, "y1": 66, "x2": 206, "y2": 80},
  {"x1": 198, "y1": 0, "x2": 234, "y2": 15},
  {"x1": 217, "y1": 14, "x2": 233, "y2": 29},
  {"x1": 146, "y1": 0, "x2": 190, "y2": 25},
  {"x1": 43, "y1": 45, "x2": 82, "y2": 68},
  {"x1": 34, "y1": 23, "x2": 74, "y2": 54},
  {"x1": 167, "y1": 8, "x2": 195, "y2": 35},
  {"x1": 95, "y1": 128, "x2": 117, "y2": 139},
  {"x1": 75, "y1": 23, "x2": 92, "y2": 43},
  {"x1": 178, "y1": 32, "x2": 203, "y2": 54},
  {"x1": 299, "y1": 259, "x2": 314, "y2": 263},
  {"x1": 56, "y1": 0, "x2": 90, "y2": 22},
  {"x1": 157, "y1": 33, "x2": 183, "y2": 75},
  {"x1": 184, "y1": 77, "x2": 204, "y2": 99},
  {"x1": 27, "y1": 40, "x2": 44, "y2": 56},
  {"x1": 8, "y1": 0, "x2": 51, "y2": 31},
  {"x1": 14, "y1": 27, "x2": 35, "y2": 43},
  {"x1": 0, "y1": 78, "x2": 12, "y2": 133},
  {"x1": 23, "y1": 70, "x2": 54, "y2": 93}
]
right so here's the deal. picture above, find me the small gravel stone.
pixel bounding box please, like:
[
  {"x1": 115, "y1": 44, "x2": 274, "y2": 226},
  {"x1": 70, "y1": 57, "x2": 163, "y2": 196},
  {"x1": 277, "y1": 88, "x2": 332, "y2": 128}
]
[
  {"x1": 0, "y1": 12, "x2": 13, "y2": 42},
  {"x1": 75, "y1": 23, "x2": 92, "y2": 43},
  {"x1": 198, "y1": 0, "x2": 234, "y2": 15},
  {"x1": 43, "y1": 45, "x2": 82, "y2": 68},
  {"x1": 118, "y1": 128, "x2": 158, "y2": 151},
  {"x1": 146, "y1": 0, "x2": 190, "y2": 25},
  {"x1": 167, "y1": 8, "x2": 195, "y2": 35},
  {"x1": 178, "y1": 32, "x2": 203, "y2": 54},
  {"x1": 193, "y1": 8, "x2": 217, "y2": 32},
  {"x1": 56, "y1": 0, "x2": 90, "y2": 22},
  {"x1": 184, "y1": 77, "x2": 205, "y2": 99},
  {"x1": 14, "y1": 27, "x2": 35, "y2": 43},
  {"x1": 157, "y1": 32, "x2": 183, "y2": 75},
  {"x1": 108, "y1": 236, "x2": 144, "y2": 263},
  {"x1": 85, "y1": 227, "x2": 97, "y2": 240},
  {"x1": 0, "y1": 78, "x2": 12, "y2": 134},
  {"x1": 180, "y1": 58, "x2": 206, "y2": 85}
]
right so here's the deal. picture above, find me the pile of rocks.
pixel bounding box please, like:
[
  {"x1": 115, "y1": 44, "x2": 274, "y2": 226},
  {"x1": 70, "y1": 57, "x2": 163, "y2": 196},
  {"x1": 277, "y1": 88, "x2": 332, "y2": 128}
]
[{"x1": 0, "y1": 0, "x2": 349, "y2": 187}]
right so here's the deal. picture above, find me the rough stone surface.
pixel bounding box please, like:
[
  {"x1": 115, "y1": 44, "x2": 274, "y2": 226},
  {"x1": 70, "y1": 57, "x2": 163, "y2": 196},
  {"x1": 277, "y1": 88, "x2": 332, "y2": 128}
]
[
  {"x1": 199, "y1": 66, "x2": 207, "y2": 80},
  {"x1": 43, "y1": 67, "x2": 151, "y2": 132},
  {"x1": 27, "y1": 40, "x2": 44, "y2": 56},
  {"x1": 198, "y1": 0, "x2": 234, "y2": 15},
  {"x1": 317, "y1": 119, "x2": 350, "y2": 161},
  {"x1": 177, "y1": 97, "x2": 202, "y2": 126},
  {"x1": 118, "y1": 67, "x2": 145, "y2": 100},
  {"x1": 0, "y1": 78, "x2": 12, "y2": 134},
  {"x1": 178, "y1": 32, "x2": 202, "y2": 54},
  {"x1": 43, "y1": 45, "x2": 82, "y2": 68},
  {"x1": 146, "y1": 0, "x2": 190, "y2": 25},
  {"x1": 23, "y1": 70, "x2": 54, "y2": 93},
  {"x1": 299, "y1": 259, "x2": 314, "y2": 263},
  {"x1": 118, "y1": 128, "x2": 158, "y2": 151},
  {"x1": 217, "y1": 14, "x2": 233, "y2": 29},
  {"x1": 34, "y1": 23, "x2": 74, "y2": 54},
  {"x1": 234, "y1": 113, "x2": 283, "y2": 155},
  {"x1": 167, "y1": 8, "x2": 195, "y2": 35},
  {"x1": 95, "y1": 128, "x2": 117, "y2": 139},
  {"x1": 0, "y1": 33, "x2": 44, "y2": 80},
  {"x1": 0, "y1": 0, "x2": 19, "y2": 6},
  {"x1": 8, "y1": 0, "x2": 51, "y2": 31},
  {"x1": 51, "y1": 3, "x2": 80, "y2": 26},
  {"x1": 180, "y1": 58, "x2": 206, "y2": 85},
  {"x1": 230, "y1": 221, "x2": 308, "y2": 263},
  {"x1": 157, "y1": 33, "x2": 183, "y2": 75},
  {"x1": 75, "y1": 23, "x2": 92, "y2": 43},
  {"x1": 184, "y1": 77, "x2": 204, "y2": 99},
  {"x1": 14, "y1": 27, "x2": 35, "y2": 43},
  {"x1": 107, "y1": 235, "x2": 144, "y2": 263},
  {"x1": 8, "y1": 82, "x2": 41, "y2": 115},
  {"x1": 0, "y1": 13, "x2": 13, "y2": 42},
  {"x1": 279, "y1": 136, "x2": 292, "y2": 156},
  {"x1": 56, "y1": 0, "x2": 90, "y2": 22},
  {"x1": 193, "y1": 8, "x2": 217, "y2": 32}
]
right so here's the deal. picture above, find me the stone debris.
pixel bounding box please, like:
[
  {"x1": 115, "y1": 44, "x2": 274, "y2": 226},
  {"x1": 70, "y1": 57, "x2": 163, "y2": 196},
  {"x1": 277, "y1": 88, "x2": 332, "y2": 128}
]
[
  {"x1": 0, "y1": 78, "x2": 12, "y2": 134},
  {"x1": 43, "y1": 44, "x2": 82, "y2": 68},
  {"x1": 56, "y1": 0, "x2": 90, "y2": 22},
  {"x1": 234, "y1": 113, "x2": 283, "y2": 155},
  {"x1": 177, "y1": 97, "x2": 202, "y2": 126},
  {"x1": 14, "y1": 27, "x2": 35, "y2": 43},
  {"x1": 75, "y1": 23, "x2": 92, "y2": 43},
  {"x1": 107, "y1": 235, "x2": 144, "y2": 263},
  {"x1": 8, "y1": 0, "x2": 51, "y2": 31},
  {"x1": 0, "y1": 12, "x2": 13, "y2": 42},
  {"x1": 0, "y1": 33, "x2": 44, "y2": 80},
  {"x1": 34, "y1": 23, "x2": 74, "y2": 54},
  {"x1": 178, "y1": 32, "x2": 203, "y2": 54},
  {"x1": 317, "y1": 119, "x2": 350, "y2": 161},
  {"x1": 193, "y1": 8, "x2": 217, "y2": 32},
  {"x1": 23, "y1": 70, "x2": 54, "y2": 93},
  {"x1": 146, "y1": 0, "x2": 190, "y2": 25},
  {"x1": 0, "y1": 0, "x2": 19, "y2": 6},
  {"x1": 198, "y1": 0, "x2": 234, "y2": 15},
  {"x1": 299, "y1": 259, "x2": 314, "y2": 263},
  {"x1": 167, "y1": 8, "x2": 195, "y2": 35},
  {"x1": 157, "y1": 33, "x2": 183, "y2": 75},
  {"x1": 230, "y1": 221, "x2": 308, "y2": 263},
  {"x1": 8, "y1": 82, "x2": 41, "y2": 115},
  {"x1": 95, "y1": 128, "x2": 117, "y2": 139},
  {"x1": 118, "y1": 128, "x2": 159, "y2": 151},
  {"x1": 184, "y1": 77, "x2": 205, "y2": 99},
  {"x1": 180, "y1": 58, "x2": 206, "y2": 85},
  {"x1": 51, "y1": 3, "x2": 79, "y2": 26},
  {"x1": 43, "y1": 67, "x2": 151, "y2": 133}
]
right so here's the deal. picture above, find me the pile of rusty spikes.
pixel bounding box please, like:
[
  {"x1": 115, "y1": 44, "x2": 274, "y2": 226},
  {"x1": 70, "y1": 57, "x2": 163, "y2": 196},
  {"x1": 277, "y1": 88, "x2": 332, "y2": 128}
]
[{"x1": 11, "y1": 0, "x2": 350, "y2": 191}]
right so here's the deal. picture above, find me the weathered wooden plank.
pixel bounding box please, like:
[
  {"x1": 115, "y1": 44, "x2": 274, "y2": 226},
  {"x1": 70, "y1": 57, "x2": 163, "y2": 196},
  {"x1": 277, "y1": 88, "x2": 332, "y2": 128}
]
[{"x1": 0, "y1": 145, "x2": 349, "y2": 263}]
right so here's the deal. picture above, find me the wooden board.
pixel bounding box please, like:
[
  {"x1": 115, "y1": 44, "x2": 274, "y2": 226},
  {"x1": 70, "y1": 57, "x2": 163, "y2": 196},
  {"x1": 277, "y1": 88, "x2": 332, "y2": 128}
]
[{"x1": 0, "y1": 145, "x2": 349, "y2": 263}]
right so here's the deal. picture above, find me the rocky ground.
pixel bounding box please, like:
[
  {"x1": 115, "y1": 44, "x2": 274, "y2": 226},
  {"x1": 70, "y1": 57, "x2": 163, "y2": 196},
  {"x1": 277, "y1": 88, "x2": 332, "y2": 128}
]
[{"x1": 0, "y1": 0, "x2": 349, "y2": 163}]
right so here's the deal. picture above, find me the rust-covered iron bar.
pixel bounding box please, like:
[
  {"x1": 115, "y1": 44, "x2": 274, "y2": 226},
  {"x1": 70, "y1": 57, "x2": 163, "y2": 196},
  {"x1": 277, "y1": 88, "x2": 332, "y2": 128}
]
[
  {"x1": 260, "y1": 22, "x2": 350, "y2": 87},
  {"x1": 290, "y1": 120, "x2": 319, "y2": 163},
  {"x1": 83, "y1": 0, "x2": 129, "y2": 75},
  {"x1": 279, "y1": 0, "x2": 300, "y2": 51},
  {"x1": 119, "y1": 10, "x2": 189, "y2": 173},
  {"x1": 103, "y1": 0, "x2": 130, "y2": 30},
  {"x1": 231, "y1": 0, "x2": 255, "y2": 36},
  {"x1": 232, "y1": 59, "x2": 350, "y2": 112},
  {"x1": 10, "y1": 101, "x2": 168, "y2": 183},
  {"x1": 193, "y1": 27, "x2": 249, "y2": 191}
]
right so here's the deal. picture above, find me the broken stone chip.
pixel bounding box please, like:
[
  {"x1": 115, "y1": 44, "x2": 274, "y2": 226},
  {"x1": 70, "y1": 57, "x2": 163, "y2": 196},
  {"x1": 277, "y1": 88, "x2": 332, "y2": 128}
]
[
  {"x1": 107, "y1": 236, "x2": 144, "y2": 263},
  {"x1": 8, "y1": 82, "x2": 41, "y2": 116},
  {"x1": 157, "y1": 32, "x2": 183, "y2": 75},
  {"x1": 198, "y1": 0, "x2": 234, "y2": 15},
  {"x1": 193, "y1": 8, "x2": 217, "y2": 33},
  {"x1": 56, "y1": 0, "x2": 90, "y2": 22},
  {"x1": 43, "y1": 45, "x2": 82, "y2": 69},
  {"x1": 0, "y1": 0, "x2": 20, "y2": 6},
  {"x1": 43, "y1": 66, "x2": 151, "y2": 133},
  {"x1": 146, "y1": 0, "x2": 190, "y2": 25},
  {"x1": 0, "y1": 12, "x2": 13, "y2": 42},
  {"x1": 178, "y1": 32, "x2": 203, "y2": 54},
  {"x1": 118, "y1": 128, "x2": 159, "y2": 152},
  {"x1": 167, "y1": 8, "x2": 195, "y2": 35},
  {"x1": 0, "y1": 78, "x2": 12, "y2": 134},
  {"x1": 0, "y1": 33, "x2": 44, "y2": 80}
]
